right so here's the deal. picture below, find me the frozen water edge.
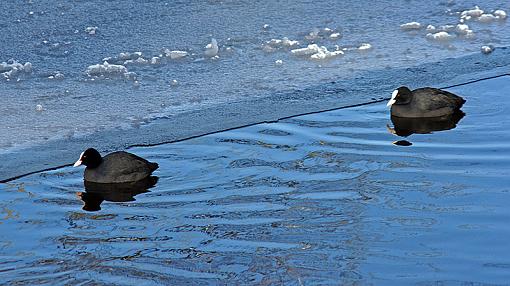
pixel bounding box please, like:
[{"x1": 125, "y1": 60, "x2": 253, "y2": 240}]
[{"x1": 1, "y1": 47, "x2": 510, "y2": 182}]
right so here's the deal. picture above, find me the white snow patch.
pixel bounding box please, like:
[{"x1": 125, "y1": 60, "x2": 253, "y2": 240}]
[
  {"x1": 275, "y1": 59, "x2": 283, "y2": 65},
  {"x1": 204, "y1": 38, "x2": 219, "y2": 57},
  {"x1": 49, "y1": 71, "x2": 65, "y2": 80},
  {"x1": 86, "y1": 61, "x2": 131, "y2": 79},
  {"x1": 124, "y1": 57, "x2": 149, "y2": 65},
  {"x1": 291, "y1": 44, "x2": 344, "y2": 60},
  {"x1": 426, "y1": 25, "x2": 437, "y2": 32},
  {"x1": 265, "y1": 37, "x2": 300, "y2": 50},
  {"x1": 150, "y1": 57, "x2": 161, "y2": 65},
  {"x1": 107, "y1": 52, "x2": 142, "y2": 62},
  {"x1": 291, "y1": 44, "x2": 321, "y2": 56},
  {"x1": 478, "y1": 13, "x2": 497, "y2": 23},
  {"x1": 1, "y1": 60, "x2": 33, "y2": 80},
  {"x1": 481, "y1": 45, "x2": 494, "y2": 54},
  {"x1": 330, "y1": 33, "x2": 341, "y2": 39},
  {"x1": 310, "y1": 48, "x2": 344, "y2": 60},
  {"x1": 164, "y1": 49, "x2": 188, "y2": 59},
  {"x1": 439, "y1": 25, "x2": 455, "y2": 32},
  {"x1": 358, "y1": 43, "x2": 372, "y2": 51},
  {"x1": 464, "y1": 30, "x2": 476, "y2": 39},
  {"x1": 400, "y1": 22, "x2": 421, "y2": 30},
  {"x1": 461, "y1": 6, "x2": 484, "y2": 18},
  {"x1": 305, "y1": 28, "x2": 320, "y2": 40},
  {"x1": 494, "y1": 10, "x2": 507, "y2": 19},
  {"x1": 455, "y1": 24, "x2": 470, "y2": 34},
  {"x1": 85, "y1": 26, "x2": 98, "y2": 35},
  {"x1": 304, "y1": 27, "x2": 339, "y2": 40},
  {"x1": 426, "y1": 31, "x2": 453, "y2": 41}
]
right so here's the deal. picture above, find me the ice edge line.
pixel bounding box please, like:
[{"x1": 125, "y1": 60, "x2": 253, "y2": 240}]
[{"x1": 1, "y1": 73, "x2": 508, "y2": 184}]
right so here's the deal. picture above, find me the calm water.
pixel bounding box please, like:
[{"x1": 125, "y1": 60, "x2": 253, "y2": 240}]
[{"x1": 1, "y1": 76, "x2": 509, "y2": 284}]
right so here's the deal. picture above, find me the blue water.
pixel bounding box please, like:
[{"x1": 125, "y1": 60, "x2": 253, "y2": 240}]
[
  {"x1": 1, "y1": 75, "x2": 509, "y2": 284},
  {"x1": 1, "y1": 0, "x2": 509, "y2": 153}
]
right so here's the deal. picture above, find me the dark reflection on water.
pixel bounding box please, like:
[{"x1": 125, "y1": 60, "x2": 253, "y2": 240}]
[
  {"x1": 1, "y1": 76, "x2": 510, "y2": 285},
  {"x1": 79, "y1": 176, "x2": 159, "y2": 211},
  {"x1": 392, "y1": 140, "x2": 413, "y2": 146},
  {"x1": 388, "y1": 110, "x2": 465, "y2": 137}
]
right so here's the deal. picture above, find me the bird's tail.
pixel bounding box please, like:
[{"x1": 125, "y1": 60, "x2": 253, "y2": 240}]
[{"x1": 149, "y1": 162, "x2": 159, "y2": 172}]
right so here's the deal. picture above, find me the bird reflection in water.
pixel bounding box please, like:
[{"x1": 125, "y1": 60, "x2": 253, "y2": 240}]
[
  {"x1": 77, "y1": 176, "x2": 158, "y2": 211},
  {"x1": 387, "y1": 111, "x2": 465, "y2": 146}
]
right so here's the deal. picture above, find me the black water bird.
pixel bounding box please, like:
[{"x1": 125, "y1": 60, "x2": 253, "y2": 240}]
[
  {"x1": 387, "y1": 86, "x2": 465, "y2": 118},
  {"x1": 73, "y1": 148, "x2": 158, "y2": 183}
]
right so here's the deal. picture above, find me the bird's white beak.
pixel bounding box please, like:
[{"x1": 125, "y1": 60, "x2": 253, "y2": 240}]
[
  {"x1": 73, "y1": 151, "x2": 84, "y2": 167},
  {"x1": 73, "y1": 160, "x2": 82, "y2": 167},
  {"x1": 387, "y1": 90, "x2": 398, "y2": 108}
]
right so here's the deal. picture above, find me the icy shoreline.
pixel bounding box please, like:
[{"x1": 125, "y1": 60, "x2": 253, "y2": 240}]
[{"x1": 1, "y1": 47, "x2": 509, "y2": 182}]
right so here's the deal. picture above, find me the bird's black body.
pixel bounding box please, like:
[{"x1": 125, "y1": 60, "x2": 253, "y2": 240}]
[
  {"x1": 74, "y1": 148, "x2": 158, "y2": 183},
  {"x1": 388, "y1": 86, "x2": 465, "y2": 118}
]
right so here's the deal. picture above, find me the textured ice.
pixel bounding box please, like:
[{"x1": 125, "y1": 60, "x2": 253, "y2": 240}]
[
  {"x1": 289, "y1": 44, "x2": 344, "y2": 60},
  {"x1": 478, "y1": 14, "x2": 497, "y2": 23},
  {"x1": 426, "y1": 31, "x2": 453, "y2": 41},
  {"x1": 329, "y1": 32, "x2": 341, "y2": 39},
  {"x1": 455, "y1": 24, "x2": 469, "y2": 34},
  {"x1": 124, "y1": 57, "x2": 150, "y2": 65},
  {"x1": 290, "y1": 44, "x2": 321, "y2": 56},
  {"x1": 304, "y1": 27, "x2": 338, "y2": 41},
  {"x1": 481, "y1": 45, "x2": 494, "y2": 54},
  {"x1": 464, "y1": 30, "x2": 476, "y2": 39},
  {"x1": 358, "y1": 43, "x2": 372, "y2": 51},
  {"x1": 204, "y1": 38, "x2": 219, "y2": 57},
  {"x1": 1, "y1": 0, "x2": 510, "y2": 159},
  {"x1": 118, "y1": 52, "x2": 143, "y2": 61},
  {"x1": 1, "y1": 60, "x2": 32, "y2": 80},
  {"x1": 86, "y1": 61, "x2": 130, "y2": 78},
  {"x1": 305, "y1": 28, "x2": 320, "y2": 40},
  {"x1": 461, "y1": 6, "x2": 484, "y2": 18},
  {"x1": 48, "y1": 71, "x2": 64, "y2": 80},
  {"x1": 400, "y1": 22, "x2": 422, "y2": 30},
  {"x1": 265, "y1": 37, "x2": 300, "y2": 49},
  {"x1": 102, "y1": 52, "x2": 146, "y2": 65},
  {"x1": 164, "y1": 49, "x2": 188, "y2": 59},
  {"x1": 439, "y1": 25, "x2": 455, "y2": 32},
  {"x1": 426, "y1": 25, "x2": 437, "y2": 32},
  {"x1": 454, "y1": 24, "x2": 474, "y2": 38},
  {"x1": 494, "y1": 10, "x2": 507, "y2": 19},
  {"x1": 459, "y1": 6, "x2": 506, "y2": 22},
  {"x1": 85, "y1": 26, "x2": 98, "y2": 35},
  {"x1": 310, "y1": 48, "x2": 344, "y2": 60},
  {"x1": 150, "y1": 57, "x2": 161, "y2": 65}
]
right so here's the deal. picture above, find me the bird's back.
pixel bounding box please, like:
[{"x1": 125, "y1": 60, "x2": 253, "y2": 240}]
[
  {"x1": 84, "y1": 151, "x2": 158, "y2": 183},
  {"x1": 394, "y1": 88, "x2": 465, "y2": 118}
]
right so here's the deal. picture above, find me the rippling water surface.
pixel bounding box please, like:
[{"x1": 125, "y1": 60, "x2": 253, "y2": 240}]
[{"x1": 1, "y1": 76, "x2": 509, "y2": 284}]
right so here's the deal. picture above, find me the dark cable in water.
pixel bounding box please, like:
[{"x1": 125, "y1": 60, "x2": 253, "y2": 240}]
[{"x1": 1, "y1": 73, "x2": 508, "y2": 184}]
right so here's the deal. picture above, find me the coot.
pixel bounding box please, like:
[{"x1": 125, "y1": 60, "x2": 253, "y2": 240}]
[
  {"x1": 387, "y1": 86, "x2": 465, "y2": 118},
  {"x1": 73, "y1": 148, "x2": 158, "y2": 183}
]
